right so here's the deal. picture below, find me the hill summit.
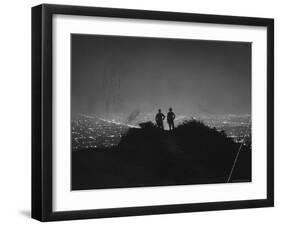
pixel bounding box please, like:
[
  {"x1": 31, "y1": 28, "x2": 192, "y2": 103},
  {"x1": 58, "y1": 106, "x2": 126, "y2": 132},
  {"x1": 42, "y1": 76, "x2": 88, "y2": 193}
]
[{"x1": 72, "y1": 120, "x2": 251, "y2": 190}]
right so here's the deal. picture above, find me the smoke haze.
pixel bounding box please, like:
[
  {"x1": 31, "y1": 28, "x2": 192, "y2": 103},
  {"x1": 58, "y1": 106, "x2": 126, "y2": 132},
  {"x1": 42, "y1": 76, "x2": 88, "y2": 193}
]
[{"x1": 71, "y1": 34, "x2": 251, "y2": 117}]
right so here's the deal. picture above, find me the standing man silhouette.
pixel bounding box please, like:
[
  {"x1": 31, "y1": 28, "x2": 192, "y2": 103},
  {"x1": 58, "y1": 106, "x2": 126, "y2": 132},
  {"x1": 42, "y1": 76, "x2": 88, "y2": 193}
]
[
  {"x1": 167, "y1": 108, "x2": 176, "y2": 131},
  {"x1": 155, "y1": 109, "x2": 165, "y2": 130}
]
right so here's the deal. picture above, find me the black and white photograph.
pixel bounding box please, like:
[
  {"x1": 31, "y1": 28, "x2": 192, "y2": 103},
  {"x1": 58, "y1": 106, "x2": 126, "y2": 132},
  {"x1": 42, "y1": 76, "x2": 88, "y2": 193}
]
[
  {"x1": 30, "y1": 3, "x2": 274, "y2": 222},
  {"x1": 71, "y1": 34, "x2": 252, "y2": 190}
]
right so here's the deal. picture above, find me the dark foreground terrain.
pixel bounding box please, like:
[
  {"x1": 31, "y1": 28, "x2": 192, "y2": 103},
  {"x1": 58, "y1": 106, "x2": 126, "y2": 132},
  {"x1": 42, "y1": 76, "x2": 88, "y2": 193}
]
[{"x1": 72, "y1": 120, "x2": 251, "y2": 190}]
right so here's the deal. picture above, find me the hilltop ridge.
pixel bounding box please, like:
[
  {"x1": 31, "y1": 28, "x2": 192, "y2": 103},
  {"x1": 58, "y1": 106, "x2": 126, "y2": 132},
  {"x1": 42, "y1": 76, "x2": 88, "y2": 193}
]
[{"x1": 72, "y1": 120, "x2": 251, "y2": 190}]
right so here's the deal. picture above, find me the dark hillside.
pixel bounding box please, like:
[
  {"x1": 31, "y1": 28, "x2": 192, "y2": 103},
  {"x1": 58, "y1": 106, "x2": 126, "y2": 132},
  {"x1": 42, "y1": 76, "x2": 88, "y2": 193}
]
[{"x1": 72, "y1": 120, "x2": 251, "y2": 190}]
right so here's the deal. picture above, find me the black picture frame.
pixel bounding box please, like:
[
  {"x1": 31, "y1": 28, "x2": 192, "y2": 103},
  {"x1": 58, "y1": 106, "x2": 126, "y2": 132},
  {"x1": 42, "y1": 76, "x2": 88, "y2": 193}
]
[{"x1": 32, "y1": 4, "x2": 274, "y2": 222}]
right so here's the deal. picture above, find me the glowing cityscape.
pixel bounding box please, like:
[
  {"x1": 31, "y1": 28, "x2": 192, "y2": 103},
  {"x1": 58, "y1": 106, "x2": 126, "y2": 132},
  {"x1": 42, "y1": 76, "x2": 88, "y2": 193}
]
[{"x1": 72, "y1": 114, "x2": 251, "y2": 151}]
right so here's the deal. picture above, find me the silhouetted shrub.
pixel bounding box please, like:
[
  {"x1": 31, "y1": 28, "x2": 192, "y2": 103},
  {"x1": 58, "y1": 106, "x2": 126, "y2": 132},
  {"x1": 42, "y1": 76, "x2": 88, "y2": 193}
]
[{"x1": 139, "y1": 121, "x2": 157, "y2": 129}]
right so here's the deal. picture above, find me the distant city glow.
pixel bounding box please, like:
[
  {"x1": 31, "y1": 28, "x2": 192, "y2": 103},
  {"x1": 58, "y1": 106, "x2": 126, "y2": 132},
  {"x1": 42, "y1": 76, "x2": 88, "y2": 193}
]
[{"x1": 72, "y1": 113, "x2": 251, "y2": 151}]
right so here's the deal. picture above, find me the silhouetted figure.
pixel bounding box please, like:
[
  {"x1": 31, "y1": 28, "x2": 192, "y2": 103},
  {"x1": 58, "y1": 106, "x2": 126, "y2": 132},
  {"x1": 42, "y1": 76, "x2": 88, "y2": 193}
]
[
  {"x1": 155, "y1": 109, "x2": 165, "y2": 130},
  {"x1": 167, "y1": 108, "x2": 176, "y2": 131}
]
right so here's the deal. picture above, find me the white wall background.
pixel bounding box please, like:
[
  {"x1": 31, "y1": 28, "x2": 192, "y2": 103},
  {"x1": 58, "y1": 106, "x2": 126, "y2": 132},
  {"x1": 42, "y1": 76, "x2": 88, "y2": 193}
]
[{"x1": 0, "y1": 0, "x2": 279, "y2": 225}]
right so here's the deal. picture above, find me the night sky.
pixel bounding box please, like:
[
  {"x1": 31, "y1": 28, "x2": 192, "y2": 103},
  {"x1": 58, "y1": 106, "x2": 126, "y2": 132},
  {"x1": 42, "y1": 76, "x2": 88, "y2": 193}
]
[{"x1": 71, "y1": 34, "x2": 251, "y2": 116}]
